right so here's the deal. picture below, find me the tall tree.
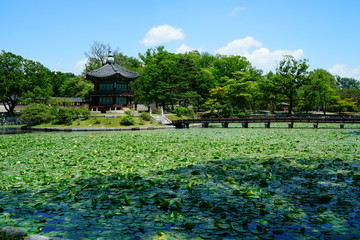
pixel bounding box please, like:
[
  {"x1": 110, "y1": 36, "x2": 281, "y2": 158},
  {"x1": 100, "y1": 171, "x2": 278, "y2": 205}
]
[
  {"x1": 137, "y1": 47, "x2": 215, "y2": 109},
  {"x1": 335, "y1": 76, "x2": 360, "y2": 111},
  {"x1": 226, "y1": 70, "x2": 262, "y2": 111},
  {"x1": 49, "y1": 71, "x2": 76, "y2": 97},
  {"x1": 59, "y1": 76, "x2": 94, "y2": 97},
  {"x1": 84, "y1": 41, "x2": 111, "y2": 70},
  {"x1": 300, "y1": 69, "x2": 338, "y2": 114},
  {"x1": 258, "y1": 71, "x2": 284, "y2": 112},
  {"x1": 0, "y1": 50, "x2": 52, "y2": 114},
  {"x1": 273, "y1": 55, "x2": 309, "y2": 114},
  {"x1": 137, "y1": 46, "x2": 177, "y2": 107},
  {"x1": 84, "y1": 41, "x2": 141, "y2": 72},
  {"x1": 336, "y1": 77, "x2": 360, "y2": 89},
  {"x1": 210, "y1": 55, "x2": 253, "y2": 85}
]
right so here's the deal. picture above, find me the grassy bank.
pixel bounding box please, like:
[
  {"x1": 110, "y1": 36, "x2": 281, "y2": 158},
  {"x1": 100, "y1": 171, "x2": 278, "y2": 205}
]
[
  {"x1": 0, "y1": 128, "x2": 359, "y2": 239},
  {"x1": 33, "y1": 116, "x2": 163, "y2": 129}
]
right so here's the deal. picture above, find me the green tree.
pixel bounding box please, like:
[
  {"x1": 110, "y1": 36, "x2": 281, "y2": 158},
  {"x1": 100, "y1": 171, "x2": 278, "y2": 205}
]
[
  {"x1": 258, "y1": 71, "x2": 284, "y2": 112},
  {"x1": 273, "y1": 55, "x2": 310, "y2": 114},
  {"x1": 20, "y1": 103, "x2": 53, "y2": 125},
  {"x1": 336, "y1": 76, "x2": 360, "y2": 89},
  {"x1": 226, "y1": 70, "x2": 262, "y2": 111},
  {"x1": 0, "y1": 50, "x2": 52, "y2": 115},
  {"x1": 49, "y1": 71, "x2": 76, "y2": 97},
  {"x1": 23, "y1": 59, "x2": 52, "y2": 101},
  {"x1": 300, "y1": 69, "x2": 338, "y2": 114},
  {"x1": 205, "y1": 86, "x2": 230, "y2": 116},
  {"x1": 137, "y1": 46, "x2": 177, "y2": 107},
  {"x1": 59, "y1": 76, "x2": 94, "y2": 97},
  {"x1": 335, "y1": 77, "x2": 360, "y2": 111},
  {"x1": 210, "y1": 55, "x2": 253, "y2": 86}
]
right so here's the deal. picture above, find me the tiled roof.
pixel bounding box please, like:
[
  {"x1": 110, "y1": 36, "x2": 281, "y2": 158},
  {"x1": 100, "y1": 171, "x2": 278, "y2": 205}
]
[{"x1": 86, "y1": 63, "x2": 140, "y2": 79}]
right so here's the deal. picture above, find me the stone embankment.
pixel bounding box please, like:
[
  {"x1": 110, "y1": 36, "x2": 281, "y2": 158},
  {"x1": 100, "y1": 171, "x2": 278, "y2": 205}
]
[
  {"x1": 23, "y1": 125, "x2": 176, "y2": 132},
  {"x1": 0, "y1": 227, "x2": 71, "y2": 240}
]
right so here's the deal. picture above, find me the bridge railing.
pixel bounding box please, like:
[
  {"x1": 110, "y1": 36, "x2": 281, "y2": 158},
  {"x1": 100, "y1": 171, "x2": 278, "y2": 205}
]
[{"x1": 171, "y1": 116, "x2": 360, "y2": 128}]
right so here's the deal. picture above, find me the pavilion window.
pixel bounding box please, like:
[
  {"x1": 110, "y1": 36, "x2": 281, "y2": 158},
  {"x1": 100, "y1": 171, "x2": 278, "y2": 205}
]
[
  {"x1": 99, "y1": 83, "x2": 113, "y2": 91},
  {"x1": 116, "y1": 82, "x2": 127, "y2": 92},
  {"x1": 99, "y1": 96, "x2": 113, "y2": 105},
  {"x1": 116, "y1": 96, "x2": 127, "y2": 105}
]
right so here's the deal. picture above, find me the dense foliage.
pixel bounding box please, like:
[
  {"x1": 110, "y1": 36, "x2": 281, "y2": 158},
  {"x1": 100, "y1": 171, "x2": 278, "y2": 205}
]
[
  {"x1": 119, "y1": 111, "x2": 135, "y2": 126},
  {"x1": 0, "y1": 51, "x2": 52, "y2": 115},
  {"x1": 2, "y1": 43, "x2": 360, "y2": 116},
  {"x1": 20, "y1": 104, "x2": 90, "y2": 125},
  {"x1": 0, "y1": 128, "x2": 359, "y2": 239}
]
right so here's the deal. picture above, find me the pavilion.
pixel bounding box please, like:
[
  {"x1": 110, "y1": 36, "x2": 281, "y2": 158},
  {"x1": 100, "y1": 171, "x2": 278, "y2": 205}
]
[{"x1": 85, "y1": 51, "x2": 140, "y2": 113}]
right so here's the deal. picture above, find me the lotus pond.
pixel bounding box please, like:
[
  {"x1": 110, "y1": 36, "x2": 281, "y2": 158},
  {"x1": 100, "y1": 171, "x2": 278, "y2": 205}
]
[{"x1": 0, "y1": 126, "x2": 359, "y2": 239}]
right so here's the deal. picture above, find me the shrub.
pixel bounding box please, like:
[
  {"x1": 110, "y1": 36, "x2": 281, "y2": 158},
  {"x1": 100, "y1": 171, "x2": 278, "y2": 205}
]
[
  {"x1": 54, "y1": 107, "x2": 77, "y2": 125},
  {"x1": 173, "y1": 106, "x2": 195, "y2": 117},
  {"x1": 20, "y1": 104, "x2": 53, "y2": 125},
  {"x1": 124, "y1": 110, "x2": 133, "y2": 116},
  {"x1": 151, "y1": 107, "x2": 161, "y2": 114},
  {"x1": 76, "y1": 107, "x2": 90, "y2": 118},
  {"x1": 93, "y1": 118, "x2": 101, "y2": 124},
  {"x1": 140, "y1": 112, "x2": 151, "y2": 121},
  {"x1": 120, "y1": 115, "x2": 135, "y2": 126}
]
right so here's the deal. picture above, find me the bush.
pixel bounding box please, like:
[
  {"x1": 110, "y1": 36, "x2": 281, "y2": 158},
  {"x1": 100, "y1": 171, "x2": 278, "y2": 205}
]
[
  {"x1": 140, "y1": 112, "x2": 151, "y2": 121},
  {"x1": 54, "y1": 107, "x2": 77, "y2": 125},
  {"x1": 328, "y1": 98, "x2": 358, "y2": 113},
  {"x1": 93, "y1": 118, "x2": 101, "y2": 124},
  {"x1": 173, "y1": 106, "x2": 195, "y2": 117},
  {"x1": 120, "y1": 115, "x2": 135, "y2": 126},
  {"x1": 21, "y1": 104, "x2": 91, "y2": 125},
  {"x1": 20, "y1": 104, "x2": 53, "y2": 125},
  {"x1": 76, "y1": 107, "x2": 90, "y2": 118},
  {"x1": 151, "y1": 107, "x2": 161, "y2": 114}
]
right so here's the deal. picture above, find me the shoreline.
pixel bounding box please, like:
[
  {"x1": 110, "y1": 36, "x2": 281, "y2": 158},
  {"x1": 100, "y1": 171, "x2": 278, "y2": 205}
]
[{"x1": 21, "y1": 124, "x2": 201, "y2": 132}]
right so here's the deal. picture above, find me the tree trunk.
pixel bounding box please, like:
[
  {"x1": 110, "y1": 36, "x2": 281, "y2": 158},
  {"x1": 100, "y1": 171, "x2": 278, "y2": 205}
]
[
  {"x1": 3, "y1": 102, "x2": 15, "y2": 115},
  {"x1": 288, "y1": 95, "x2": 293, "y2": 115}
]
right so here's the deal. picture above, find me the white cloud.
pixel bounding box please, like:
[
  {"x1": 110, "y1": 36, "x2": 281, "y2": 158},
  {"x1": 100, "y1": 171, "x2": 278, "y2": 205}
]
[
  {"x1": 215, "y1": 36, "x2": 304, "y2": 72},
  {"x1": 73, "y1": 58, "x2": 87, "y2": 74},
  {"x1": 328, "y1": 64, "x2": 360, "y2": 79},
  {"x1": 176, "y1": 44, "x2": 192, "y2": 53},
  {"x1": 140, "y1": 25, "x2": 185, "y2": 46},
  {"x1": 229, "y1": 7, "x2": 245, "y2": 16},
  {"x1": 175, "y1": 44, "x2": 202, "y2": 54},
  {"x1": 246, "y1": 48, "x2": 304, "y2": 71},
  {"x1": 215, "y1": 36, "x2": 262, "y2": 55}
]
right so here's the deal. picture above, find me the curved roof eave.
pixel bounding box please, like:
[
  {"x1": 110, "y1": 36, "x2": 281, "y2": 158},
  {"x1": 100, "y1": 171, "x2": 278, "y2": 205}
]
[{"x1": 86, "y1": 63, "x2": 140, "y2": 79}]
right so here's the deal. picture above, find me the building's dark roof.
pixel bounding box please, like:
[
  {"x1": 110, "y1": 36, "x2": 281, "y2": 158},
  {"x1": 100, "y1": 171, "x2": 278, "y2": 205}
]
[{"x1": 86, "y1": 63, "x2": 140, "y2": 79}]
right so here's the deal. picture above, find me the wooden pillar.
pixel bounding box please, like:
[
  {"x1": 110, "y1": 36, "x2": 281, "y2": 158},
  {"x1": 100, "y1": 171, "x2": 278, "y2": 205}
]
[
  {"x1": 242, "y1": 122, "x2": 248, "y2": 128},
  {"x1": 340, "y1": 123, "x2": 345, "y2": 129},
  {"x1": 185, "y1": 123, "x2": 190, "y2": 128},
  {"x1": 202, "y1": 122, "x2": 209, "y2": 128},
  {"x1": 264, "y1": 122, "x2": 270, "y2": 128},
  {"x1": 288, "y1": 122, "x2": 294, "y2": 128},
  {"x1": 222, "y1": 122, "x2": 229, "y2": 128},
  {"x1": 313, "y1": 122, "x2": 318, "y2": 128}
]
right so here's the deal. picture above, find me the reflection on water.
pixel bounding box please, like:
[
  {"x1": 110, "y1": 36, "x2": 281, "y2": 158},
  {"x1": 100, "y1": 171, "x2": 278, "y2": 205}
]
[{"x1": 0, "y1": 127, "x2": 32, "y2": 135}]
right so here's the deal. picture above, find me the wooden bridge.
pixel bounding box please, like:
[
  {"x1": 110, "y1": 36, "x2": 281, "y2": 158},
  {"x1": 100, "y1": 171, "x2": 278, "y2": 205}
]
[{"x1": 171, "y1": 116, "x2": 360, "y2": 129}]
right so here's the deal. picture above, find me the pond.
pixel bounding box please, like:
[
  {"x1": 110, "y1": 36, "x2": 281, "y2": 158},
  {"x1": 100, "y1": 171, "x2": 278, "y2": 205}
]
[
  {"x1": 1, "y1": 127, "x2": 359, "y2": 239},
  {"x1": 0, "y1": 127, "x2": 33, "y2": 135}
]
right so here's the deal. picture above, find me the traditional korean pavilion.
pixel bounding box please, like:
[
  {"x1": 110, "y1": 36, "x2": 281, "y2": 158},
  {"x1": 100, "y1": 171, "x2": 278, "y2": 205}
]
[{"x1": 85, "y1": 51, "x2": 140, "y2": 112}]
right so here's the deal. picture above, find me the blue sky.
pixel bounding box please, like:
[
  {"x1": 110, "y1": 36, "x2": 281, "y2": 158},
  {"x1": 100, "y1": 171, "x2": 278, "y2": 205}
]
[{"x1": 1, "y1": 0, "x2": 359, "y2": 79}]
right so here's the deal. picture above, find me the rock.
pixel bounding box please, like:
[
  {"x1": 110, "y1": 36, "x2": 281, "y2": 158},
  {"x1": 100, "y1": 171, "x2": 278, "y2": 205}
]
[
  {"x1": 26, "y1": 235, "x2": 72, "y2": 240},
  {"x1": 0, "y1": 227, "x2": 27, "y2": 239}
]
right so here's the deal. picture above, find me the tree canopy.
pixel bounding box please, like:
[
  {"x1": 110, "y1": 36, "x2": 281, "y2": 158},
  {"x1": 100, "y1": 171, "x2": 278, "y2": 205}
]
[
  {"x1": 0, "y1": 51, "x2": 52, "y2": 114},
  {"x1": 1, "y1": 44, "x2": 359, "y2": 115}
]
